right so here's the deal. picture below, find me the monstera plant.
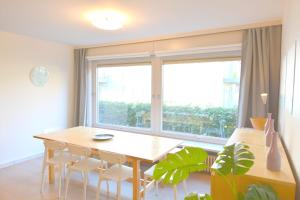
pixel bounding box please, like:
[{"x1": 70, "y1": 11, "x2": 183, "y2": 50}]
[
  {"x1": 212, "y1": 143, "x2": 255, "y2": 200},
  {"x1": 244, "y1": 184, "x2": 279, "y2": 200},
  {"x1": 153, "y1": 143, "x2": 279, "y2": 200},
  {"x1": 153, "y1": 147, "x2": 208, "y2": 185},
  {"x1": 212, "y1": 143, "x2": 279, "y2": 200},
  {"x1": 184, "y1": 193, "x2": 212, "y2": 200}
]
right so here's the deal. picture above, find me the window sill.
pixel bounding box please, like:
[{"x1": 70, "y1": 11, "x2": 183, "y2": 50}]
[
  {"x1": 179, "y1": 140, "x2": 223, "y2": 154},
  {"x1": 93, "y1": 123, "x2": 225, "y2": 153}
]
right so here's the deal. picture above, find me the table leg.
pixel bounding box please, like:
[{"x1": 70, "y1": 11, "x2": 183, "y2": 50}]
[
  {"x1": 48, "y1": 149, "x2": 54, "y2": 184},
  {"x1": 132, "y1": 159, "x2": 141, "y2": 200}
]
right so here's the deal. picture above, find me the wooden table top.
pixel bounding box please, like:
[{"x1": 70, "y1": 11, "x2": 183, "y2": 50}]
[
  {"x1": 34, "y1": 126, "x2": 183, "y2": 162},
  {"x1": 226, "y1": 128, "x2": 296, "y2": 185}
]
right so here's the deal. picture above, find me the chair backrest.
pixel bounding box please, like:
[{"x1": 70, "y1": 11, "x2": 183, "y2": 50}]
[
  {"x1": 67, "y1": 144, "x2": 91, "y2": 157},
  {"x1": 97, "y1": 151, "x2": 127, "y2": 165},
  {"x1": 43, "y1": 140, "x2": 66, "y2": 163},
  {"x1": 43, "y1": 140, "x2": 66, "y2": 151}
]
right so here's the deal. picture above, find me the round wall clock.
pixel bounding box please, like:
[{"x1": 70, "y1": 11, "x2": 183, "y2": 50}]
[{"x1": 30, "y1": 66, "x2": 49, "y2": 87}]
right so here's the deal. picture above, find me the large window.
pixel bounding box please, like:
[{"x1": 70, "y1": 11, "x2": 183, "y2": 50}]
[
  {"x1": 94, "y1": 58, "x2": 241, "y2": 142},
  {"x1": 162, "y1": 60, "x2": 241, "y2": 138},
  {"x1": 96, "y1": 64, "x2": 152, "y2": 129}
]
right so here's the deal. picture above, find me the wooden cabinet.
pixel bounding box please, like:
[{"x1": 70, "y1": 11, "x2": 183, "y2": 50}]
[{"x1": 211, "y1": 128, "x2": 296, "y2": 200}]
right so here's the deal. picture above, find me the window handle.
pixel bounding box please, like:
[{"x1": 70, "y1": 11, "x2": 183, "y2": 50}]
[{"x1": 152, "y1": 94, "x2": 161, "y2": 99}]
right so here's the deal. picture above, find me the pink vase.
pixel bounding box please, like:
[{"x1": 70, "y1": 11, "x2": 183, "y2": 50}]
[
  {"x1": 267, "y1": 131, "x2": 281, "y2": 171},
  {"x1": 266, "y1": 119, "x2": 275, "y2": 147},
  {"x1": 264, "y1": 113, "x2": 272, "y2": 134}
]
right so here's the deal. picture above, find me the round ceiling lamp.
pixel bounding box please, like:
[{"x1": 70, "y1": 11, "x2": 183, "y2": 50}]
[{"x1": 87, "y1": 11, "x2": 126, "y2": 30}]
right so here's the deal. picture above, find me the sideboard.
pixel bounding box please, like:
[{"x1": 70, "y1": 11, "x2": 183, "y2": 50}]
[{"x1": 211, "y1": 128, "x2": 296, "y2": 200}]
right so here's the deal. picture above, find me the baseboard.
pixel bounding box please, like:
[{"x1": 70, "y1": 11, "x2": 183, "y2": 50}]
[{"x1": 0, "y1": 152, "x2": 43, "y2": 169}]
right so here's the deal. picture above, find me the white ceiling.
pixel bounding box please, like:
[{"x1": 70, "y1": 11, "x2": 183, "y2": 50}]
[{"x1": 0, "y1": 0, "x2": 284, "y2": 46}]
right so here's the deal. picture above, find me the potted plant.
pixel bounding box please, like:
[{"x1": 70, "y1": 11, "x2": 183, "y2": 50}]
[{"x1": 153, "y1": 144, "x2": 279, "y2": 200}]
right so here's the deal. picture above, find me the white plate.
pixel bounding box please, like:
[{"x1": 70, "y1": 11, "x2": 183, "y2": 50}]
[{"x1": 93, "y1": 134, "x2": 114, "y2": 141}]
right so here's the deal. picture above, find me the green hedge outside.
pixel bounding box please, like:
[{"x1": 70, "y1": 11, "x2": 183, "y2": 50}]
[{"x1": 98, "y1": 101, "x2": 237, "y2": 138}]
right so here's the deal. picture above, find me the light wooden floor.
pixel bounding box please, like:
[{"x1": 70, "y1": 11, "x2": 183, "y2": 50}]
[{"x1": 0, "y1": 157, "x2": 210, "y2": 200}]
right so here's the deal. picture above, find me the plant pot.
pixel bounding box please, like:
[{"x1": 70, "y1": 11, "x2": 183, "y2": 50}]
[{"x1": 250, "y1": 117, "x2": 267, "y2": 130}]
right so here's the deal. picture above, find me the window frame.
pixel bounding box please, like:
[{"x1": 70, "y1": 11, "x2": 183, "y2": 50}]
[
  {"x1": 92, "y1": 62, "x2": 153, "y2": 133},
  {"x1": 92, "y1": 56, "x2": 241, "y2": 145},
  {"x1": 160, "y1": 57, "x2": 241, "y2": 144}
]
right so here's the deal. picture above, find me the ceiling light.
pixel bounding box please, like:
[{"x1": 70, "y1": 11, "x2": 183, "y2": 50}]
[{"x1": 87, "y1": 11, "x2": 125, "y2": 30}]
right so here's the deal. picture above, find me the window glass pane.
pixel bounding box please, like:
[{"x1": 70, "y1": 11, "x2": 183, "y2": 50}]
[
  {"x1": 162, "y1": 60, "x2": 241, "y2": 138},
  {"x1": 96, "y1": 65, "x2": 151, "y2": 128}
]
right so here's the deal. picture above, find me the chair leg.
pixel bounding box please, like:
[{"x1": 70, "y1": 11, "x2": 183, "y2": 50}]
[
  {"x1": 40, "y1": 162, "x2": 47, "y2": 194},
  {"x1": 58, "y1": 165, "x2": 63, "y2": 199},
  {"x1": 116, "y1": 181, "x2": 121, "y2": 200},
  {"x1": 183, "y1": 180, "x2": 188, "y2": 196},
  {"x1": 83, "y1": 172, "x2": 88, "y2": 200},
  {"x1": 64, "y1": 169, "x2": 72, "y2": 200},
  {"x1": 40, "y1": 153, "x2": 47, "y2": 194},
  {"x1": 62, "y1": 164, "x2": 66, "y2": 180},
  {"x1": 106, "y1": 180, "x2": 110, "y2": 197},
  {"x1": 173, "y1": 185, "x2": 177, "y2": 200},
  {"x1": 142, "y1": 178, "x2": 147, "y2": 200},
  {"x1": 81, "y1": 171, "x2": 85, "y2": 181},
  {"x1": 155, "y1": 181, "x2": 159, "y2": 196},
  {"x1": 96, "y1": 176, "x2": 102, "y2": 200}
]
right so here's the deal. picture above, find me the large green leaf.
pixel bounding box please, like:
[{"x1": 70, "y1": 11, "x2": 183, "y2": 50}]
[
  {"x1": 184, "y1": 193, "x2": 199, "y2": 200},
  {"x1": 212, "y1": 143, "x2": 254, "y2": 176},
  {"x1": 244, "y1": 184, "x2": 279, "y2": 200},
  {"x1": 153, "y1": 147, "x2": 208, "y2": 185},
  {"x1": 184, "y1": 193, "x2": 212, "y2": 200},
  {"x1": 199, "y1": 194, "x2": 213, "y2": 200}
]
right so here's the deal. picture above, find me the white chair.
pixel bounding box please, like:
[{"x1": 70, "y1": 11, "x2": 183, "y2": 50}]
[
  {"x1": 64, "y1": 144, "x2": 104, "y2": 200},
  {"x1": 41, "y1": 140, "x2": 75, "y2": 199},
  {"x1": 142, "y1": 165, "x2": 158, "y2": 200},
  {"x1": 143, "y1": 164, "x2": 188, "y2": 200},
  {"x1": 95, "y1": 151, "x2": 132, "y2": 200}
]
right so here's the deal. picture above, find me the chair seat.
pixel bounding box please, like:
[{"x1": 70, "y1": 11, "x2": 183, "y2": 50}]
[
  {"x1": 101, "y1": 164, "x2": 133, "y2": 181},
  {"x1": 144, "y1": 164, "x2": 156, "y2": 177},
  {"x1": 144, "y1": 164, "x2": 167, "y2": 182},
  {"x1": 70, "y1": 158, "x2": 104, "y2": 171}
]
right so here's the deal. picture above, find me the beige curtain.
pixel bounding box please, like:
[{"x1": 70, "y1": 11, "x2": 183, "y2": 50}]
[
  {"x1": 74, "y1": 48, "x2": 92, "y2": 126},
  {"x1": 238, "y1": 25, "x2": 282, "y2": 127}
]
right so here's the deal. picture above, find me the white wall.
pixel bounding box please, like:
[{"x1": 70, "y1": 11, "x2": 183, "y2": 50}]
[
  {"x1": 0, "y1": 31, "x2": 74, "y2": 167},
  {"x1": 279, "y1": 0, "x2": 300, "y2": 198}
]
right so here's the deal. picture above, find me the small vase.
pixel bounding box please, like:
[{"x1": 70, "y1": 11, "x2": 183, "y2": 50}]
[
  {"x1": 267, "y1": 131, "x2": 281, "y2": 171},
  {"x1": 266, "y1": 119, "x2": 275, "y2": 147},
  {"x1": 264, "y1": 113, "x2": 272, "y2": 134}
]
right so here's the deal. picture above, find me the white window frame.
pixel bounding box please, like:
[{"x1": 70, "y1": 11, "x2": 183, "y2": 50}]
[
  {"x1": 92, "y1": 61, "x2": 154, "y2": 135},
  {"x1": 159, "y1": 57, "x2": 241, "y2": 144},
  {"x1": 90, "y1": 48, "x2": 241, "y2": 145}
]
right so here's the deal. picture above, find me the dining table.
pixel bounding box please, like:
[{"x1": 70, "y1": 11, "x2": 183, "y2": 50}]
[{"x1": 34, "y1": 126, "x2": 183, "y2": 200}]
